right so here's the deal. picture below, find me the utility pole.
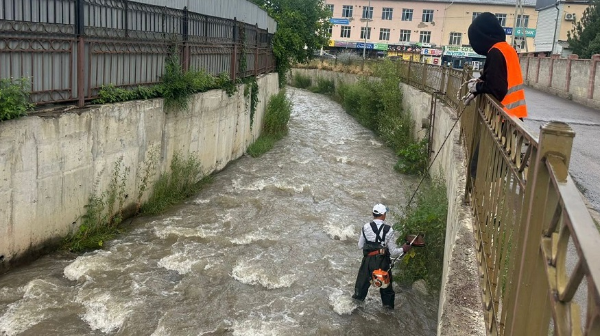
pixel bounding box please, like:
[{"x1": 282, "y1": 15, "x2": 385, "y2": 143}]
[
  {"x1": 512, "y1": 0, "x2": 529, "y2": 52},
  {"x1": 362, "y1": 0, "x2": 372, "y2": 60}
]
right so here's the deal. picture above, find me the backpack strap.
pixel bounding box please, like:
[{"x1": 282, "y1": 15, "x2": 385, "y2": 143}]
[{"x1": 369, "y1": 221, "x2": 390, "y2": 244}]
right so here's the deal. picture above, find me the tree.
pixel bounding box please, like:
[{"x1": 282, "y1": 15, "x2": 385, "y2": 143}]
[
  {"x1": 568, "y1": 0, "x2": 600, "y2": 58},
  {"x1": 249, "y1": 0, "x2": 331, "y2": 86}
]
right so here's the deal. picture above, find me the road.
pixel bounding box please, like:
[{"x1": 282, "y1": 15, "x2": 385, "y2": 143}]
[{"x1": 522, "y1": 87, "x2": 600, "y2": 218}]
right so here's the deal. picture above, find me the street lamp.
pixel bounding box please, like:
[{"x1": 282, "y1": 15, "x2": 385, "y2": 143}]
[{"x1": 362, "y1": 0, "x2": 372, "y2": 60}]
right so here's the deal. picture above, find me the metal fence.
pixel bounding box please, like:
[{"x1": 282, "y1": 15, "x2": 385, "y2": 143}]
[
  {"x1": 0, "y1": 0, "x2": 276, "y2": 106},
  {"x1": 397, "y1": 59, "x2": 600, "y2": 335}
]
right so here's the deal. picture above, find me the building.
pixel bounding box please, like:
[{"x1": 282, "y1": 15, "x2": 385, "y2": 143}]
[
  {"x1": 533, "y1": 0, "x2": 590, "y2": 56},
  {"x1": 325, "y1": 0, "x2": 538, "y2": 66}
]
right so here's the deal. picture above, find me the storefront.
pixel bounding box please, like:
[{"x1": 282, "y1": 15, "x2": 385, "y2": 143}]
[
  {"x1": 442, "y1": 46, "x2": 486, "y2": 69},
  {"x1": 327, "y1": 40, "x2": 388, "y2": 58},
  {"x1": 387, "y1": 44, "x2": 422, "y2": 62},
  {"x1": 421, "y1": 48, "x2": 443, "y2": 65}
]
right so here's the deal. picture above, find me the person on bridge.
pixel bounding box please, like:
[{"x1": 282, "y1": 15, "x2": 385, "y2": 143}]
[
  {"x1": 352, "y1": 204, "x2": 412, "y2": 310},
  {"x1": 466, "y1": 12, "x2": 528, "y2": 119}
]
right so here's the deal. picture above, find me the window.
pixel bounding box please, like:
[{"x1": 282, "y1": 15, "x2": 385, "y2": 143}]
[
  {"x1": 495, "y1": 13, "x2": 507, "y2": 26},
  {"x1": 379, "y1": 28, "x2": 390, "y2": 41},
  {"x1": 516, "y1": 14, "x2": 529, "y2": 27},
  {"x1": 399, "y1": 29, "x2": 411, "y2": 42},
  {"x1": 342, "y1": 5, "x2": 353, "y2": 18},
  {"x1": 340, "y1": 26, "x2": 351, "y2": 38},
  {"x1": 327, "y1": 26, "x2": 332, "y2": 37},
  {"x1": 472, "y1": 12, "x2": 482, "y2": 21},
  {"x1": 326, "y1": 4, "x2": 334, "y2": 15},
  {"x1": 382, "y1": 7, "x2": 393, "y2": 20},
  {"x1": 361, "y1": 27, "x2": 371, "y2": 40},
  {"x1": 422, "y1": 9, "x2": 434, "y2": 23},
  {"x1": 402, "y1": 9, "x2": 413, "y2": 21},
  {"x1": 449, "y1": 32, "x2": 462, "y2": 45},
  {"x1": 514, "y1": 37, "x2": 526, "y2": 50},
  {"x1": 362, "y1": 6, "x2": 373, "y2": 19},
  {"x1": 419, "y1": 31, "x2": 431, "y2": 43}
]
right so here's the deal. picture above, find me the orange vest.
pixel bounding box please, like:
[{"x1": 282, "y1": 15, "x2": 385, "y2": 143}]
[{"x1": 490, "y1": 42, "x2": 528, "y2": 118}]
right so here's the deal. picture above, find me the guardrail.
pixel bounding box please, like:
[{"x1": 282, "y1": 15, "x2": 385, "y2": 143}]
[
  {"x1": 0, "y1": 0, "x2": 276, "y2": 107},
  {"x1": 397, "y1": 59, "x2": 600, "y2": 335}
]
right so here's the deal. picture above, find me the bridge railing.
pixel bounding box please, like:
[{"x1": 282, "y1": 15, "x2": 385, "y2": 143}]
[
  {"x1": 397, "y1": 59, "x2": 600, "y2": 335},
  {"x1": 0, "y1": 0, "x2": 276, "y2": 107}
]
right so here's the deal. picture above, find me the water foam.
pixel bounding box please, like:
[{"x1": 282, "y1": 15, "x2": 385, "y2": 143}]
[
  {"x1": 157, "y1": 253, "x2": 198, "y2": 275},
  {"x1": 324, "y1": 223, "x2": 356, "y2": 241},
  {"x1": 231, "y1": 261, "x2": 296, "y2": 289},
  {"x1": 193, "y1": 198, "x2": 210, "y2": 204},
  {"x1": 230, "y1": 232, "x2": 276, "y2": 245},
  {"x1": 328, "y1": 289, "x2": 358, "y2": 315},
  {"x1": 64, "y1": 251, "x2": 116, "y2": 282},
  {"x1": 231, "y1": 318, "x2": 297, "y2": 336},
  {"x1": 153, "y1": 226, "x2": 214, "y2": 239},
  {"x1": 78, "y1": 292, "x2": 137, "y2": 334}
]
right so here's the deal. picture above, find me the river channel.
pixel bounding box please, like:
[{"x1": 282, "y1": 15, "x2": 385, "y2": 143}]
[{"x1": 0, "y1": 87, "x2": 438, "y2": 335}]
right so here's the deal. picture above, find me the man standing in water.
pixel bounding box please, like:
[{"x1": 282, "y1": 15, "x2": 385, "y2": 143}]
[{"x1": 352, "y1": 204, "x2": 411, "y2": 309}]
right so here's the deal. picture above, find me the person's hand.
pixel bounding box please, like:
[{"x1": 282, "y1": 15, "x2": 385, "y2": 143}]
[
  {"x1": 467, "y1": 78, "x2": 481, "y2": 93},
  {"x1": 402, "y1": 244, "x2": 412, "y2": 253},
  {"x1": 462, "y1": 93, "x2": 476, "y2": 106},
  {"x1": 379, "y1": 248, "x2": 386, "y2": 255}
]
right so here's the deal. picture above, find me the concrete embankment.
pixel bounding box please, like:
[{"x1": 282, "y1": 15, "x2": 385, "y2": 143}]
[
  {"x1": 0, "y1": 73, "x2": 279, "y2": 271},
  {"x1": 290, "y1": 68, "x2": 486, "y2": 335}
]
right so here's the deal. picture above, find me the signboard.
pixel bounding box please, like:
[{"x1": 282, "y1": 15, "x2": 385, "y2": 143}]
[
  {"x1": 515, "y1": 28, "x2": 536, "y2": 37},
  {"x1": 443, "y1": 46, "x2": 481, "y2": 58},
  {"x1": 388, "y1": 44, "x2": 422, "y2": 53},
  {"x1": 421, "y1": 48, "x2": 442, "y2": 56},
  {"x1": 330, "y1": 18, "x2": 350, "y2": 25},
  {"x1": 332, "y1": 40, "x2": 357, "y2": 48},
  {"x1": 356, "y1": 42, "x2": 388, "y2": 50},
  {"x1": 504, "y1": 27, "x2": 536, "y2": 37}
]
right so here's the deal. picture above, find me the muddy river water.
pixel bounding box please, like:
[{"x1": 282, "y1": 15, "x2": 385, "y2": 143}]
[{"x1": 0, "y1": 87, "x2": 438, "y2": 335}]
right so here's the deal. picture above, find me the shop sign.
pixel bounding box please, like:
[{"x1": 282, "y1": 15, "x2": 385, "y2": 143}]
[
  {"x1": 388, "y1": 44, "x2": 422, "y2": 53},
  {"x1": 443, "y1": 46, "x2": 480, "y2": 57},
  {"x1": 332, "y1": 40, "x2": 357, "y2": 48},
  {"x1": 356, "y1": 42, "x2": 388, "y2": 50},
  {"x1": 421, "y1": 48, "x2": 442, "y2": 56},
  {"x1": 330, "y1": 18, "x2": 350, "y2": 25}
]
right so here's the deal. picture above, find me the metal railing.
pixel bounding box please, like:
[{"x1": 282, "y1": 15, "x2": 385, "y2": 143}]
[
  {"x1": 0, "y1": 0, "x2": 276, "y2": 107},
  {"x1": 396, "y1": 59, "x2": 600, "y2": 335}
]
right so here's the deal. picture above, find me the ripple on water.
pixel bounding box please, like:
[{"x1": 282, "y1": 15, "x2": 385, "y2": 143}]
[{"x1": 231, "y1": 259, "x2": 297, "y2": 289}]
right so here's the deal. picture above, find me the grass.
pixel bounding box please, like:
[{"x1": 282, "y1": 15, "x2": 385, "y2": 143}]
[{"x1": 247, "y1": 90, "x2": 292, "y2": 157}]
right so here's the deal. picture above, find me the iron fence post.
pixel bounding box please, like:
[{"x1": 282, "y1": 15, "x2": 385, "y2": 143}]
[
  {"x1": 75, "y1": 0, "x2": 85, "y2": 107},
  {"x1": 231, "y1": 17, "x2": 238, "y2": 81},
  {"x1": 506, "y1": 121, "x2": 575, "y2": 336},
  {"x1": 182, "y1": 6, "x2": 189, "y2": 72},
  {"x1": 407, "y1": 59, "x2": 412, "y2": 85},
  {"x1": 254, "y1": 24, "x2": 259, "y2": 76}
]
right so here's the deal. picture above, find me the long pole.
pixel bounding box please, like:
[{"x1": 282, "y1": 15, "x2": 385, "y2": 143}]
[
  {"x1": 551, "y1": 0, "x2": 560, "y2": 55},
  {"x1": 362, "y1": 0, "x2": 371, "y2": 60}
]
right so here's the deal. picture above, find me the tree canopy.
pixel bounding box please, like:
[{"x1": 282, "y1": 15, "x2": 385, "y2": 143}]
[
  {"x1": 568, "y1": 0, "x2": 600, "y2": 58},
  {"x1": 249, "y1": 0, "x2": 331, "y2": 84}
]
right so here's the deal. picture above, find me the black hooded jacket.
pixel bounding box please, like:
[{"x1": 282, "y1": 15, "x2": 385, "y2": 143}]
[{"x1": 468, "y1": 12, "x2": 509, "y2": 101}]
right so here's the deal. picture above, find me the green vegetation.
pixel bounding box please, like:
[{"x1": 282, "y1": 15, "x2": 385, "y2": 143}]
[
  {"x1": 292, "y1": 73, "x2": 312, "y2": 89},
  {"x1": 249, "y1": 0, "x2": 331, "y2": 87},
  {"x1": 141, "y1": 153, "x2": 211, "y2": 215},
  {"x1": 0, "y1": 77, "x2": 34, "y2": 122},
  {"x1": 568, "y1": 0, "x2": 600, "y2": 59},
  {"x1": 309, "y1": 78, "x2": 335, "y2": 95},
  {"x1": 247, "y1": 90, "x2": 292, "y2": 157},
  {"x1": 395, "y1": 138, "x2": 429, "y2": 175},
  {"x1": 394, "y1": 179, "x2": 447, "y2": 291},
  {"x1": 62, "y1": 157, "x2": 130, "y2": 252}
]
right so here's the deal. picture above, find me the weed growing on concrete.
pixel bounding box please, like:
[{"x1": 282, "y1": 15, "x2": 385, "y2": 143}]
[
  {"x1": 141, "y1": 153, "x2": 212, "y2": 215},
  {"x1": 63, "y1": 157, "x2": 130, "y2": 252},
  {"x1": 393, "y1": 178, "x2": 447, "y2": 292},
  {"x1": 247, "y1": 90, "x2": 292, "y2": 157},
  {"x1": 243, "y1": 77, "x2": 260, "y2": 128},
  {"x1": 0, "y1": 77, "x2": 34, "y2": 121},
  {"x1": 136, "y1": 147, "x2": 159, "y2": 213},
  {"x1": 309, "y1": 78, "x2": 335, "y2": 95},
  {"x1": 292, "y1": 73, "x2": 312, "y2": 89},
  {"x1": 395, "y1": 138, "x2": 429, "y2": 175}
]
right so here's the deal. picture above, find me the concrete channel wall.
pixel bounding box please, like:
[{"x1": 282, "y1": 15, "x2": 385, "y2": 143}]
[
  {"x1": 0, "y1": 73, "x2": 279, "y2": 271},
  {"x1": 290, "y1": 69, "x2": 485, "y2": 335}
]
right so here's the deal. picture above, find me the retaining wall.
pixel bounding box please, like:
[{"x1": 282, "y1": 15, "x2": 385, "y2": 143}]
[
  {"x1": 289, "y1": 68, "x2": 485, "y2": 335},
  {"x1": 0, "y1": 73, "x2": 279, "y2": 271},
  {"x1": 521, "y1": 54, "x2": 600, "y2": 110}
]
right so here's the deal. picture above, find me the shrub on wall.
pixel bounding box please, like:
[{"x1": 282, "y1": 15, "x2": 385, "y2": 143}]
[
  {"x1": 0, "y1": 78, "x2": 34, "y2": 122},
  {"x1": 247, "y1": 90, "x2": 292, "y2": 157}
]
